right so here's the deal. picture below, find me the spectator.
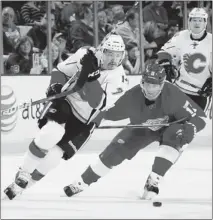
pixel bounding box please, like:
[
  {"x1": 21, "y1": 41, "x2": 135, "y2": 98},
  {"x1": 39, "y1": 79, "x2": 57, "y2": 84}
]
[
  {"x1": 60, "y1": 2, "x2": 79, "y2": 27},
  {"x1": 123, "y1": 41, "x2": 141, "y2": 75},
  {"x1": 66, "y1": 5, "x2": 94, "y2": 53},
  {"x1": 53, "y1": 32, "x2": 69, "y2": 61},
  {"x1": 97, "y1": 9, "x2": 113, "y2": 43},
  {"x1": 143, "y1": 21, "x2": 165, "y2": 60},
  {"x1": 5, "y1": 36, "x2": 33, "y2": 75},
  {"x1": 30, "y1": 42, "x2": 64, "y2": 75},
  {"x1": 115, "y1": 10, "x2": 140, "y2": 45},
  {"x1": 115, "y1": 10, "x2": 154, "y2": 50},
  {"x1": 112, "y1": 4, "x2": 125, "y2": 25},
  {"x1": 143, "y1": 1, "x2": 168, "y2": 36},
  {"x1": 51, "y1": 1, "x2": 65, "y2": 31},
  {"x1": 2, "y1": 7, "x2": 21, "y2": 55},
  {"x1": 163, "y1": 1, "x2": 183, "y2": 29},
  {"x1": 144, "y1": 20, "x2": 180, "y2": 60},
  {"x1": 27, "y1": 12, "x2": 56, "y2": 52},
  {"x1": 204, "y1": 1, "x2": 212, "y2": 33},
  {"x1": 20, "y1": 1, "x2": 44, "y2": 25},
  {"x1": 105, "y1": 8, "x2": 114, "y2": 24},
  {"x1": 167, "y1": 22, "x2": 180, "y2": 40}
]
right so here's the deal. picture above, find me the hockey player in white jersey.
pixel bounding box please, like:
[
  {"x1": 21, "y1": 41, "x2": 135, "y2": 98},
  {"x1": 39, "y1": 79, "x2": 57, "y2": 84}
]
[
  {"x1": 160, "y1": 7, "x2": 212, "y2": 114},
  {"x1": 3, "y1": 33, "x2": 128, "y2": 200}
]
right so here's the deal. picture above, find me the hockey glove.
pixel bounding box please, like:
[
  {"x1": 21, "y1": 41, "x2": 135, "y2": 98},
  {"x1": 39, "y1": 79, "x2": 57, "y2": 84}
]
[
  {"x1": 198, "y1": 77, "x2": 212, "y2": 98},
  {"x1": 175, "y1": 122, "x2": 196, "y2": 146},
  {"x1": 80, "y1": 49, "x2": 99, "y2": 83},
  {"x1": 46, "y1": 83, "x2": 63, "y2": 97},
  {"x1": 162, "y1": 122, "x2": 196, "y2": 149},
  {"x1": 156, "y1": 51, "x2": 180, "y2": 82}
]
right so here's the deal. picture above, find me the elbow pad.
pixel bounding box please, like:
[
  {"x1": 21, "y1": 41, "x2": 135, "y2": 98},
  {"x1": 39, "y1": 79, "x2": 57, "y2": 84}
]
[{"x1": 188, "y1": 116, "x2": 206, "y2": 133}]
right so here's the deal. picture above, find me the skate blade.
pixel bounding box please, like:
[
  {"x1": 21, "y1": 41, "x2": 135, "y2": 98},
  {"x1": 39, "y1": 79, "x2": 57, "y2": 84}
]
[
  {"x1": 1, "y1": 192, "x2": 11, "y2": 201},
  {"x1": 141, "y1": 190, "x2": 157, "y2": 200}
]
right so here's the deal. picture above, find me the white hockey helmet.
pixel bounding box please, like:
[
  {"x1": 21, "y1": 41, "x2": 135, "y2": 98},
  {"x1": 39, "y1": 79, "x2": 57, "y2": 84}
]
[
  {"x1": 100, "y1": 33, "x2": 125, "y2": 52},
  {"x1": 96, "y1": 33, "x2": 125, "y2": 68},
  {"x1": 188, "y1": 8, "x2": 208, "y2": 37}
]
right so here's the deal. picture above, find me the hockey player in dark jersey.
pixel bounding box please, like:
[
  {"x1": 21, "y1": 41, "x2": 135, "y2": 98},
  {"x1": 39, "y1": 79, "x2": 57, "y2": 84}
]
[
  {"x1": 3, "y1": 34, "x2": 128, "y2": 200},
  {"x1": 63, "y1": 59, "x2": 206, "y2": 200}
]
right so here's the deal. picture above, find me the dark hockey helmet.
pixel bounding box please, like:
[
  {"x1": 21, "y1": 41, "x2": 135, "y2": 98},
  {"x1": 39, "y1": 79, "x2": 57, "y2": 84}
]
[
  {"x1": 140, "y1": 60, "x2": 166, "y2": 100},
  {"x1": 142, "y1": 59, "x2": 166, "y2": 84}
]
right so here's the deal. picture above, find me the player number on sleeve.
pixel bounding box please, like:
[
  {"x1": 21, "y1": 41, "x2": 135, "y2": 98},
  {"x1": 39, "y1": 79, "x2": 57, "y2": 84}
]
[{"x1": 183, "y1": 100, "x2": 197, "y2": 117}]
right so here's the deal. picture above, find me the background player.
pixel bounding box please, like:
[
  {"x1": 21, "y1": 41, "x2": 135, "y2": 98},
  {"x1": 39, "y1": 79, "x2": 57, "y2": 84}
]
[
  {"x1": 3, "y1": 33, "x2": 128, "y2": 200},
  {"x1": 159, "y1": 7, "x2": 212, "y2": 116},
  {"x1": 63, "y1": 60, "x2": 206, "y2": 200}
]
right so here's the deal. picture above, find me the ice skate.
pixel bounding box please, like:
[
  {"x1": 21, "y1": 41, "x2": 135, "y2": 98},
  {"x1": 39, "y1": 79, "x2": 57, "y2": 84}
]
[
  {"x1": 64, "y1": 179, "x2": 88, "y2": 197},
  {"x1": 3, "y1": 168, "x2": 31, "y2": 200},
  {"x1": 141, "y1": 173, "x2": 161, "y2": 200}
]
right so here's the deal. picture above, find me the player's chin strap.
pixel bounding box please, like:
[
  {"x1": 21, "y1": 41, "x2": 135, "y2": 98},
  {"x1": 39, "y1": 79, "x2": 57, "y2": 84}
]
[{"x1": 97, "y1": 117, "x2": 188, "y2": 129}]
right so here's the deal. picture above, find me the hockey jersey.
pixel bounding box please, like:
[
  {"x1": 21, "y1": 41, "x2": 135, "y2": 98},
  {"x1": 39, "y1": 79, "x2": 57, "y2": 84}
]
[
  {"x1": 104, "y1": 82, "x2": 206, "y2": 132},
  {"x1": 161, "y1": 30, "x2": 212, "y2": 96},
  {"x1": 54, "y1": 47, "x2": 128, "y2": 124}
]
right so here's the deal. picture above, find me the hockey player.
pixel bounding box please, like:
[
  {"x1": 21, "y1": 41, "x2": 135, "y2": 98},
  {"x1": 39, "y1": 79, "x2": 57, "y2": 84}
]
[
  {"x1": 159, "y1": 7, "x2": 212, "y2": 115},
  {"x1": 63, "y1": 60, "x2": 206, "y2": 200},
  {"x1": 3, "y1": 33, "x2": 128, "y2": 200}
]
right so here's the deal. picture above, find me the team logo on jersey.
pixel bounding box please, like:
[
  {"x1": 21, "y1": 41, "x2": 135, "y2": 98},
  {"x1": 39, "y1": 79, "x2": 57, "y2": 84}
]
[
  {"x1": 144, "y1": 116, "x2": 169, "y2": 131},
  {"x1": 183, "y1": 53, "x2": 206, "y2": 74}
]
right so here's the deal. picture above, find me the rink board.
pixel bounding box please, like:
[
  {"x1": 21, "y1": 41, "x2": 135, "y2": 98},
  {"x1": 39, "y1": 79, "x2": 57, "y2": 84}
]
[{"x1": 1, "y1": 76, "x2": 212, "y2": 155}]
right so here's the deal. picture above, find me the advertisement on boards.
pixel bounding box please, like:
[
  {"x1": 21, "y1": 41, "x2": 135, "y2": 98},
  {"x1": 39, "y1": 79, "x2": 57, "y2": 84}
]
[{"x1": 1, "y1": 76, "x2": 50, "y2": 143}]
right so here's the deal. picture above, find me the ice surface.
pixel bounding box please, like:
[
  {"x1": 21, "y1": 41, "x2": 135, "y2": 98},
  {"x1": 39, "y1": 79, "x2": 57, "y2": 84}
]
[{"x1": 1, "y1": 143, "x2": 212, "y2": 219}]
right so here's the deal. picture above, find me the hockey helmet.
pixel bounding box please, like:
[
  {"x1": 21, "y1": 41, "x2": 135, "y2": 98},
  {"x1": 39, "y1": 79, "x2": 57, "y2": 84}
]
[
  {"x1": 96, "y1": 32, "x2": 125, "y2": 69},
  {"x1": 188, "y1": 8, "x2": 208, "y2": 37},
  {"x1": 141, "y1": 60, "x2": 166, "y2": 100}
]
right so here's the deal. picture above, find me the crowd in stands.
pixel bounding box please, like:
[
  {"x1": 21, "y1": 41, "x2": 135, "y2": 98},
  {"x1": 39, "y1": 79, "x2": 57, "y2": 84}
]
[{"x1": 2, "y1": 1, "x2": 212, "y2": 75}]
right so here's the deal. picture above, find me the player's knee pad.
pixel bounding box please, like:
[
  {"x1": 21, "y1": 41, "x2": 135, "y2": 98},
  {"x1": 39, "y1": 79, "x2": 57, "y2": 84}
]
[
  {"x1": 31, "y1": 146, "x2": 64, "y2": 181},
  {"x1": 161, "y1": 123, "x2": 192, "y2": 151},
  {"x1": 34, "y1": 120, "x2": 65, "y2": 151},
  {"x1": 99, "y1": 142, "x2": 126, "y2": 168}
]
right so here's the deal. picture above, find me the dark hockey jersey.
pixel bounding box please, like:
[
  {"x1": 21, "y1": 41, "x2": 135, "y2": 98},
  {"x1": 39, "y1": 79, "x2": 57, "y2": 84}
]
[{"x1": 104, "y1": 82, "x2": 206, "y2": 131}]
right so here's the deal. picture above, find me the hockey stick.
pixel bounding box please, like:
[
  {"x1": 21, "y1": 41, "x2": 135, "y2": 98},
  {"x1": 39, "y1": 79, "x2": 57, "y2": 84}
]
[
  {"x1": 1, "y1": 73, "x2": 77, "y2": 117},
  {"x1": 97, "y1": 117, "x2": 188, "y2": 129}
]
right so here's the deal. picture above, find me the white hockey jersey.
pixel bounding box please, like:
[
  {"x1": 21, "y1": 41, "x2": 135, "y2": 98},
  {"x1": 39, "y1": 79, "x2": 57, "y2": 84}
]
[
  {"x1": 56, "y1": 47, "x2": 128, "y2": 124},
  {"x1": 162, "y1": 30, "x2": 212, "y2": 95}
]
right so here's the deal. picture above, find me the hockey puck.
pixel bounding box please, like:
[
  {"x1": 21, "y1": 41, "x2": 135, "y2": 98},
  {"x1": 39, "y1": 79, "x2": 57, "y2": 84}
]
[{"x1": 153, "y1": 201, "x2": 162, "y2": 207}]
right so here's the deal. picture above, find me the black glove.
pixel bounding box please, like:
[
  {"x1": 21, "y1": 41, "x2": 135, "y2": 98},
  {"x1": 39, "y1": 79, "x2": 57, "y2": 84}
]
[
  {"x1": 79, "y1": 49, "x2": 99, "y2": 83},
  {"x1": 176, "y1": 122, "x2": 196, "y2": 145},
  {"x1": 156, "y1": 51, "x2": 180, "y2": 82},
  {"x1": 198, "y1": 77, "x2": 212, "y2": 97},
  {"x1": 46, "y1": 83, "x2": 63, "y2": 97}
]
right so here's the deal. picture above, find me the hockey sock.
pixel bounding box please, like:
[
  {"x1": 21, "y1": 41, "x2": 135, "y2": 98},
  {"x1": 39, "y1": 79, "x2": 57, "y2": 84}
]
[
  {"x1": 21, "y1": 141, "x2": 47, "y2": 173},
  {"x1": 31, "y1": 146, "x2": 63, "y2": 181},
  {"x1": 81, "y1": 156, "x2": 111, "y2": 185},
  {"x1": 81, "y1": 166, "x2": 101, "y2": 185},
  {"x1": 21, "y1": 121, "x2": 65, "y2": 173},
  {"x1": 152, "y1": 157, "x2": 173, "y2": 177},
  {"x1": 152, "y1": 145, "x2": 180, "y2": 177}
]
